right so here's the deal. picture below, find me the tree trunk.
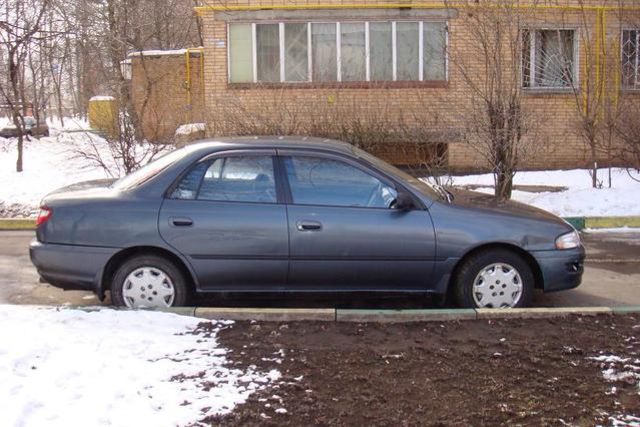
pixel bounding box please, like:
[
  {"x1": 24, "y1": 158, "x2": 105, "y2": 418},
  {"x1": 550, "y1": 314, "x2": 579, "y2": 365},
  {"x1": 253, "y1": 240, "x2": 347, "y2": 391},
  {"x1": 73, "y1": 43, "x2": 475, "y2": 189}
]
[
  {"x1": 591, "y1": 143, "x2": 598, "y2": 188},
  {"x1": 495, "y1": 169, "x2": 513, "y2": 202},
  {"x1": 16, "y1": 136, "x2": 23, "y2": 172}
]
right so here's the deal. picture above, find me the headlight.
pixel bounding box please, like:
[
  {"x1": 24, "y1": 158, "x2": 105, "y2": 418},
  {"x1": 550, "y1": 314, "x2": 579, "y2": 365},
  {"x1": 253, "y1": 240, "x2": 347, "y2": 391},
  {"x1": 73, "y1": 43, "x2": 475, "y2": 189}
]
[{"x1": 555, "y1": 230, "x2": 581, "y2": 250}]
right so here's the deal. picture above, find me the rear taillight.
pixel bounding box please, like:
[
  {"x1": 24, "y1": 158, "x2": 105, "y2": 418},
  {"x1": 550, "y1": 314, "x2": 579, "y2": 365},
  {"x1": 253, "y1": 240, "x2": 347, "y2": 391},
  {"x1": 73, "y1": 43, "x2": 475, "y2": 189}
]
[{"x1": 36, "y1": 207, "x2": 52, "y2": 227}]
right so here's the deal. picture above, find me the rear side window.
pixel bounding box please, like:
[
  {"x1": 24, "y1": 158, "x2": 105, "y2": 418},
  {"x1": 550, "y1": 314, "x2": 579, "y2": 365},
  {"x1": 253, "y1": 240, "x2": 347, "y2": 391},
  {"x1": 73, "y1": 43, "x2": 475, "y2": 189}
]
[
  {"x1": 283, "y1": 156, "x2": 396, "y2": 208},
  {"x1": 170, "y1": 155, "x2": 277, "y2": 204}
]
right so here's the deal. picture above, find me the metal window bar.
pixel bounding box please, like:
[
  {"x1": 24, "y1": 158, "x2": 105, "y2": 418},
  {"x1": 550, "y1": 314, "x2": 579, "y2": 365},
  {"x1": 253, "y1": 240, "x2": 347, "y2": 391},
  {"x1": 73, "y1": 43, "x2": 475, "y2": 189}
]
[{"x1": 636, "y1": 30, "x2": 639, "y2": 88}]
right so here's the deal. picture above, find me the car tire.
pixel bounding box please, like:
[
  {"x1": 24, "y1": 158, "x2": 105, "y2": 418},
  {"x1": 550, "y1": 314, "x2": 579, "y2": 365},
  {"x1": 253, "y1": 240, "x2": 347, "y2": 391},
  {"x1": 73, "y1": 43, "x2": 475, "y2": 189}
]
[
  {"x1": 453, "y1": 249, "x2": 534, "y2": 309},
  {"x1": 110, "y1": 255, "x2": 188, "y2": 308}
]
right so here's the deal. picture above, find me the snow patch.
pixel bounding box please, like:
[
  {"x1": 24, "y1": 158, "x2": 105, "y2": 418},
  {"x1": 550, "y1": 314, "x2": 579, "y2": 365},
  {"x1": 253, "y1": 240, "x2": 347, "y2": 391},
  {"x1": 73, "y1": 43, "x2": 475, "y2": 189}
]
[
  {"x1": 0, "y1": 305, "x2": 281, "y2": 426},
  {"x1": 89, "y1": 96, "x2": 115, "y2": 102},
  {"x1": 441, "y1": 168, "x2": 640, "y2": 217},
  {"x1": 128, "y1": 48, "x2": 203, "y2": 58},
  {"x1": 175, "y1": 122, "x2": 206, "y2": 136}
]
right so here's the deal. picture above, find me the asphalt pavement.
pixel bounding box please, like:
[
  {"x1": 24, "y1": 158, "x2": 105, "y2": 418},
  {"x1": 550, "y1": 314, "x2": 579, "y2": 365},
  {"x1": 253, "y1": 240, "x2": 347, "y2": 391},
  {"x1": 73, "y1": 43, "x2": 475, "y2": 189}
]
[{"x1": 1, "y1": 230, "x2": 639, "y2": 308}]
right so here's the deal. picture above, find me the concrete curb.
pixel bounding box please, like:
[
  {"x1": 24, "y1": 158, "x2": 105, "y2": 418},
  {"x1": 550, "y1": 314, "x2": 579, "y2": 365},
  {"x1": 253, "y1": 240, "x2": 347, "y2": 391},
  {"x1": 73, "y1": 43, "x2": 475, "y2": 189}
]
[
  {"x1": 336, "y1": 308, "x2": 476, "y2": 322},
  {"x1": 193, "y1": 307, "x2": 335, "y2": 321},
  {"x1": 0, "y1": 218, "x2": 36, "y2": 230},
  {"x1": 475, "y1": 306, "x2": 612, "y2": 319},
  {"x1": 565, "y1": 216, "x2": 640, "y2": 231},
  {"x1": 2, "y1": 216, "x2": 640, "y2": 231},
  {"x1": 2, "y1": 304, "x2": 639, "y2": 322}
]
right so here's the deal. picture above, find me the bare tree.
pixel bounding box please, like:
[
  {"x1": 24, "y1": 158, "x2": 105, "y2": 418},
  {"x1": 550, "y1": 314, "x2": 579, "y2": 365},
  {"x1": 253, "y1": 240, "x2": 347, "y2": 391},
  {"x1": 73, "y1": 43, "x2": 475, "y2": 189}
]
[
  {"x1": 446, "y1": 0, "x2": 540, "y2": 201},
  {"x1": 0, "y1": 0, "x2": 49, "y2": 172}
]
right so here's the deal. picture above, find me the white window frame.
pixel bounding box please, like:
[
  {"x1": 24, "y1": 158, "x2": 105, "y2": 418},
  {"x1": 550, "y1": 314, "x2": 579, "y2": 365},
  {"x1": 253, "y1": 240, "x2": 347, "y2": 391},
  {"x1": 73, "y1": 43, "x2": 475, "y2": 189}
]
[
  {"x1": 621, "y1": 28, "x2": 640, "y2": 90},
  {"x1": 227, "y1": 20, "x2": 448, "y2": 84},
  {"x1": 522, "y1": 27, "x2": 579, "y2": 90}
]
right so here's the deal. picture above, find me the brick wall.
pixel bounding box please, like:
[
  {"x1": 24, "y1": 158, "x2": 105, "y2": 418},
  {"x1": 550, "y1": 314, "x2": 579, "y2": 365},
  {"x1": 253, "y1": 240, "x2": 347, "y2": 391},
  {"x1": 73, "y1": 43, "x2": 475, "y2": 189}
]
[
  {"x1": 192, "y1": 1, "x2": 640, "y2": 171},
  {"x1": 130, "y1": 51, "x2": 205, "y2": 142}
]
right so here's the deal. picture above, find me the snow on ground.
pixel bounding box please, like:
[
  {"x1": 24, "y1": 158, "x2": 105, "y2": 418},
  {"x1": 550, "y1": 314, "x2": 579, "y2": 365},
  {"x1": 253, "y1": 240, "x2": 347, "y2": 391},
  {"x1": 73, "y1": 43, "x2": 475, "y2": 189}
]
[
  {"x1": 589, "y1": 332, "x2": 640, "y2": 427},
  {"x1": 583, "y1": 227, "x2": 640, "y2": 234},
  {"x1": 0, "y1": 132, "x2": 115, "y2": 209},
  {"x1": 0, "y1": 127, "x2": 171, "y2": 215},
  {"x1": 440, "y1": 168, "x2": 640, "y2": 217},
  {"x1": 0, "y1": 305, "x2": 281, "y2": 427}
]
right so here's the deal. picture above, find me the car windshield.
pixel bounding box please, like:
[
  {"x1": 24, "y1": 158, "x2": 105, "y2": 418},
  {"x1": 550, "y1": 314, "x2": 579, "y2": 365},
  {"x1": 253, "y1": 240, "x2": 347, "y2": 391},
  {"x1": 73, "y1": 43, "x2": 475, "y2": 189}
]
[
  {"x1": 111, "y1": 148, "x2": 188, "y2": 190},
  {"x1": 353, "y1": 147, "x2": 444, "y2": 201}
]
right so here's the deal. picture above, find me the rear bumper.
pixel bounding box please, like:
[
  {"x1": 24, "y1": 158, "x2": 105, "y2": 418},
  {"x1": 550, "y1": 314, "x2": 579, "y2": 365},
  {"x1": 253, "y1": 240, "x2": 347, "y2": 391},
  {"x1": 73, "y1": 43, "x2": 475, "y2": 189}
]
[
  {"x1": 29, "y1": 239, "x2": 117, "y2": 296},
  {"x1": 531, "y1": 246, "x2": 586, "y2": 292}
]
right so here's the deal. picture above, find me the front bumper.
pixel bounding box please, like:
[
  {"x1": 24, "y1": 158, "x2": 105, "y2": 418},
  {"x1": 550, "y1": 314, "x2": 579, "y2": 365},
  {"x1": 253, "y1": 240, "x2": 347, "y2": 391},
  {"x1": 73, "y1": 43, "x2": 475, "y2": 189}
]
[
  {"x1": 29, "y1": 239, "x2": 117, "y2": 295},
  {"x1": 531, "y1": 246, "x2": 586, "y2": 292}
]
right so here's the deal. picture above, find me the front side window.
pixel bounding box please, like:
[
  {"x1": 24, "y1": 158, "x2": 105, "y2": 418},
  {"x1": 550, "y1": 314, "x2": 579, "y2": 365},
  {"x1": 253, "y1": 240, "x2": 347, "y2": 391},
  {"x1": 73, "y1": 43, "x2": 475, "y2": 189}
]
[
  {"x1": 171, "y1": 156, "x2": 277, "y2": 203},
  {"x1": 228, "y1": 21, "x2": 447, "y2": 84},
  {"x1": 522, "y1": 29, "x2": 576, "y2": 88},
  {"x1": 622, "y1": 29, "x2": 639, "y2": 89},
  {"x1": 284, "y1": 156, "x2": 397, "y2": 208}
]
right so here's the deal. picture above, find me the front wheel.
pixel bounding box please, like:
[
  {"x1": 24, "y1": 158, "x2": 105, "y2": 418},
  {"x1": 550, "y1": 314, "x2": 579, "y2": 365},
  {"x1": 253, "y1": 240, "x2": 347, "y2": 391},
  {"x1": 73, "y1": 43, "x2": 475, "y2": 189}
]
[
  {"x1": 453, "y1": 249, "x2": 534, "y2": 308},
  {"x1": 111, "y1": 255, "x2": 188, "y2": 308}
]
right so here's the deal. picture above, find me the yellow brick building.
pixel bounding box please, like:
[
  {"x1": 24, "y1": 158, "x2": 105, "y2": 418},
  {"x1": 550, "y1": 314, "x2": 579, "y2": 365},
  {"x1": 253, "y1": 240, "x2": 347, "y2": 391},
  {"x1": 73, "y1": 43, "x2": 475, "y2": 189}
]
[{"x1": 134, "y1": 1, "x2": 640, "y2": 171}]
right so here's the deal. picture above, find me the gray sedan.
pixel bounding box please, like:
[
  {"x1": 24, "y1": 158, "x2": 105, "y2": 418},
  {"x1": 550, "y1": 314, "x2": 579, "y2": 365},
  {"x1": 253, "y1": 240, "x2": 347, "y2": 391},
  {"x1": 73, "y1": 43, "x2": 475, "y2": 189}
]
[{"x1": 30, "y1": 137, "x2": 584, "y2": 309}]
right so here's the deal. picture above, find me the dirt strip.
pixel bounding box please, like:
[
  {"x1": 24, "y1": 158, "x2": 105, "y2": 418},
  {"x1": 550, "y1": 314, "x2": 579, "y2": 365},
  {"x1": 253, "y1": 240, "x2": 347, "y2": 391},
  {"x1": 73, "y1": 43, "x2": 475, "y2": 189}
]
[{"x1": 207, "y1": 314, "x2": 640, "y2": 426}]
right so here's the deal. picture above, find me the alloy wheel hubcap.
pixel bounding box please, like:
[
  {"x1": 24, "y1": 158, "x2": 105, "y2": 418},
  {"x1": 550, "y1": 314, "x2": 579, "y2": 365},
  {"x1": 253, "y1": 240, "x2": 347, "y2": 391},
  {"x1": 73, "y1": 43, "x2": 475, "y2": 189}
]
[
  {"x1": 472, "y1": 263, "x2": 523, "y2": 308},
  {"x1": 122, "y1": 267, "x2": 175, "y2": 308}
]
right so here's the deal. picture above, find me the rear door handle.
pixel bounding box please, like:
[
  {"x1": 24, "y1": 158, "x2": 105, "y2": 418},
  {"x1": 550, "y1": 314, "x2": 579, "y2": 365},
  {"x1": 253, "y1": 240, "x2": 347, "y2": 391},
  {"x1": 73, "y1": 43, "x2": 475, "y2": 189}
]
[
  {"x1": 296, "y1": 220, "x2": 322, "y2": 231},
  {"x1": 170, "y1": 216, "x2": 193, "y2": 227}
]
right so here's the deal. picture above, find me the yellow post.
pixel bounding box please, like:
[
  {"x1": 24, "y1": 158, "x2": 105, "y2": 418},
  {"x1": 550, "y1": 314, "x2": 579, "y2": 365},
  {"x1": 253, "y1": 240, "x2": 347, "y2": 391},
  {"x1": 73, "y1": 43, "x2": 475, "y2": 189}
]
[{"x1": 185, "y1": 49, "x2": 192, "y2": 123}]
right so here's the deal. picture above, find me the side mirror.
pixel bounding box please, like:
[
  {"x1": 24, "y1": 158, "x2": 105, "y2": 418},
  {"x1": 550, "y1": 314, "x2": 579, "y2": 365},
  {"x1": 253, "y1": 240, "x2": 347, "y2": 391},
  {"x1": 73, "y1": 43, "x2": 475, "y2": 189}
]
[{"x1": 391, "y1": 191, "x2": 414, "y2": 211}]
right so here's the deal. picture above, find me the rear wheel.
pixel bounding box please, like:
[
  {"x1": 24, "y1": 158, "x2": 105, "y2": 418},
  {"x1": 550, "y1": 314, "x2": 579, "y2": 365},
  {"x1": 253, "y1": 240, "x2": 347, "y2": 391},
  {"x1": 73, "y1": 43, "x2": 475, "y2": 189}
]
[
  {"x1": 111, "y1": 255, "x2": 188, "y2": 308},
  {"x1": 453, "y1": 249, "x2": 534, "y2": 308}
]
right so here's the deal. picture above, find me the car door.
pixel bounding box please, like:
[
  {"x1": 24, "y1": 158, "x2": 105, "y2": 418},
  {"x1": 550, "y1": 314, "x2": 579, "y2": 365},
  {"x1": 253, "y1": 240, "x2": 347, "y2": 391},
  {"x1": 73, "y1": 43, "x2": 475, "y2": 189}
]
[
  {"x1": 159, "y1": 149, "x2": 288, "y2": 291},
  {"x1": 279, "y1": 150, "x2": 437, "y2": 291}
]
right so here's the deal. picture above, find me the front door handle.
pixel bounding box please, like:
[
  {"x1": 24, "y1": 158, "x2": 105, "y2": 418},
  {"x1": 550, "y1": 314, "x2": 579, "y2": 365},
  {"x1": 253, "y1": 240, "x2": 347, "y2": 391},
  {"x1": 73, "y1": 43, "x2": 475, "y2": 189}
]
[
  {"x1": 296, "y1": 220, "x2": 322, "y2": 231},
  {"x1": 170, "y1": 216, "x2": 193, "y2": 227}
]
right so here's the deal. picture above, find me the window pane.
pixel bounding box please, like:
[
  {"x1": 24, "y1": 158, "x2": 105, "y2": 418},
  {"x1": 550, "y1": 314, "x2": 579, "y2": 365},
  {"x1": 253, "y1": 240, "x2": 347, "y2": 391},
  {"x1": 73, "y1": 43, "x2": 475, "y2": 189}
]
[
  {"x1": 423, "y1": 22, "x2": 446, "y2": 80},
  {"x1": 396, "y1": 22, "x2": 420, "y2": 81},
  {"x1": 534, "y1": 30, "x2": 574, "y2": 87},
  {"x1": 229, "y1": 23, "x2": 253, "y2": 83},
  {"x1": 170, "y1": 162, "x2": 209, "y2": 200},
  {"x1": 312, "y1": 23, "x2": 337, "y2": 82},
  {"x1": 284, "y1": 156, "x2": 396, "y2": 208},
  {"x1": 341, "y1": 22, "x2": 366, "y2": 81},
  {"x1": 285, "y1": 23, "x2": 308, "y2": 82},
  {"x1": 256, "y1": 24, "x2": 280, "y2": 82},
  {"x1": 370, "y1": 22, "x2": 393, "y2": 81},
  {"x1": 198, "y1": 156, "x2": 277, "y2": 203}
]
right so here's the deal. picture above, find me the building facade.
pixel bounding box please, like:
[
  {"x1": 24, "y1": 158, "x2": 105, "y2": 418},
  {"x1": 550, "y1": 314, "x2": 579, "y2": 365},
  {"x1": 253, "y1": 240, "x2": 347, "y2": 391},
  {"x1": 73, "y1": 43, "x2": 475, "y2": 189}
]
[{"x1": 136, "y1": 1, "x2": 640, "y2": 171}]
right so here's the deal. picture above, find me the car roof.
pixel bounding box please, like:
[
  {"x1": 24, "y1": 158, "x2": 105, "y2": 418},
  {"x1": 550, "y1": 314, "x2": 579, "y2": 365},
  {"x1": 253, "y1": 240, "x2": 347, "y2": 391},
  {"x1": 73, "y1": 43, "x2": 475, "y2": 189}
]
[{"x1": 183, "y1": 136, "x2": 358, "y2": 157}]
